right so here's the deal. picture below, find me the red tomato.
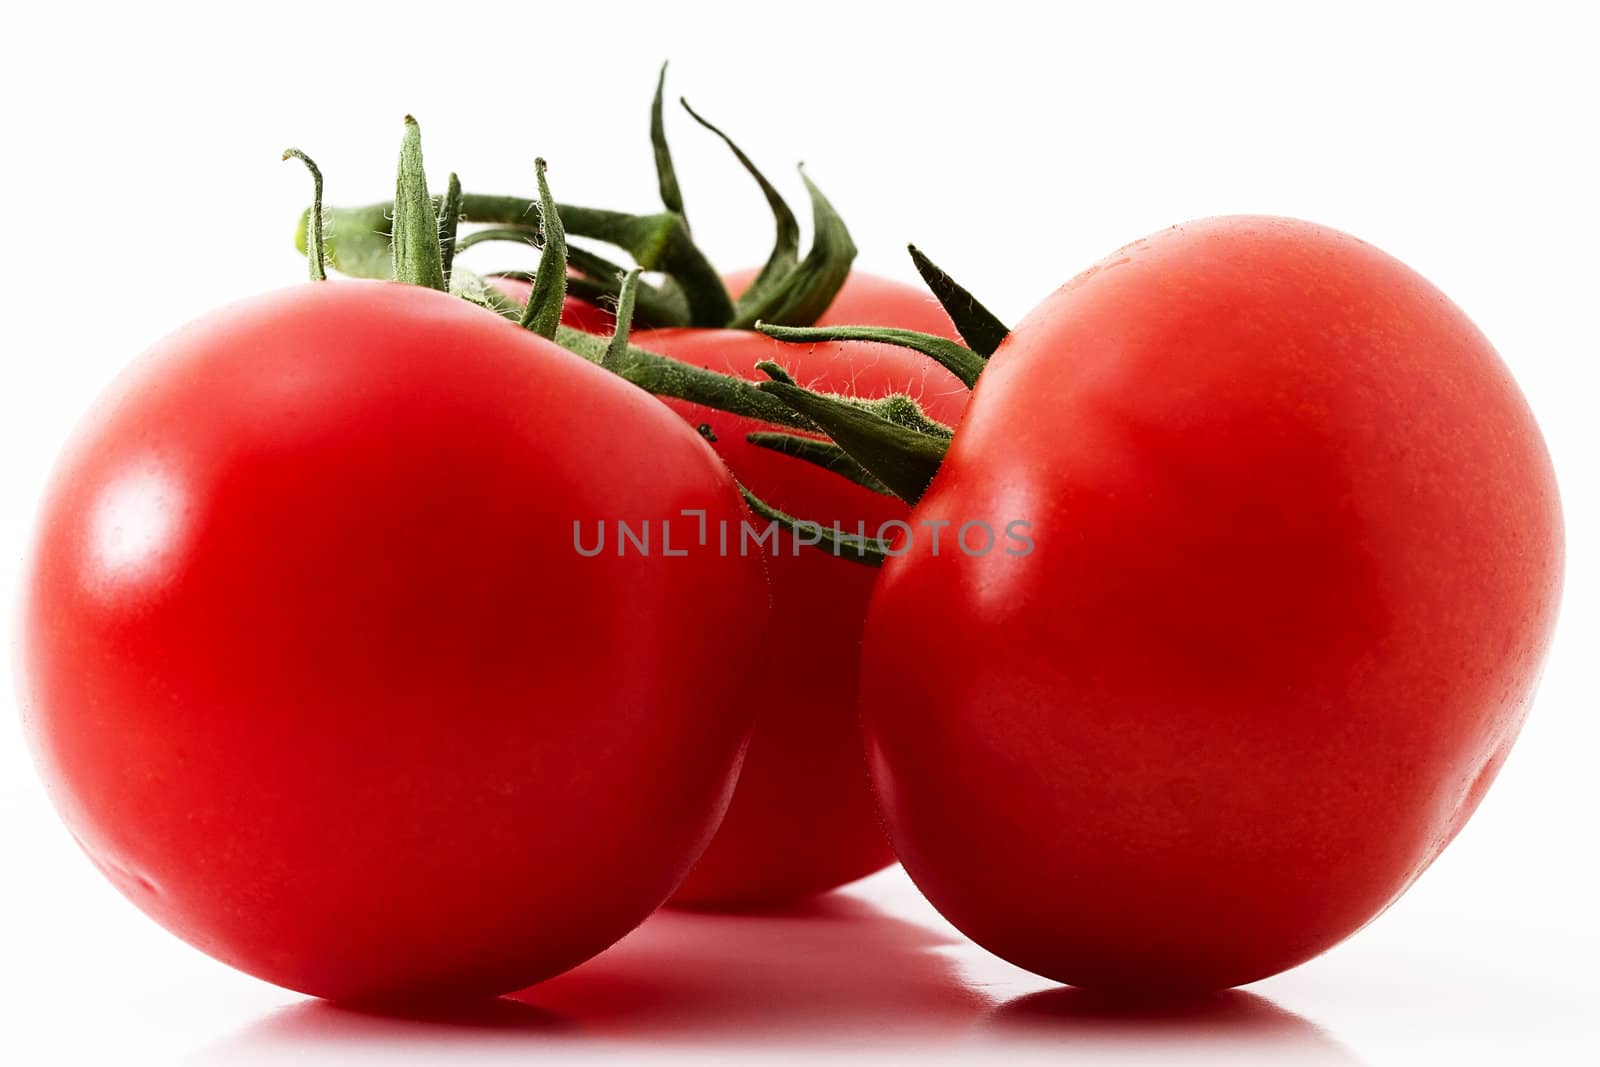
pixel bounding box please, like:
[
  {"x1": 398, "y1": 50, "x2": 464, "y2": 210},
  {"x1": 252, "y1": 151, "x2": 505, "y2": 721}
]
[
  {"x1": 638, "y1": 284, "x2": 968, "y2": 908},
  {"x1": 861, "y1": 217, "x2": 1563, "y2": 993},
  {"x1": 499, "y1": 269, "x2": 969, "y2": 907},
  {"x1": 559, "y1": 295, "x2": 616, "y2": 333},
  {"x1": 20, "y1": 281, "x2": 768, "y2": 1004}
]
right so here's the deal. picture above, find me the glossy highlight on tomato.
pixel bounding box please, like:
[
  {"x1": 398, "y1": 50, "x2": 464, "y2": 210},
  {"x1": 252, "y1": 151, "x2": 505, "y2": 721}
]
[
  {"x1": 20, "y1": 280, "x2": 768, "y2": 1004},
  {"x1": 860, "y1": 216, "x2": 1563, "y2": 993}
]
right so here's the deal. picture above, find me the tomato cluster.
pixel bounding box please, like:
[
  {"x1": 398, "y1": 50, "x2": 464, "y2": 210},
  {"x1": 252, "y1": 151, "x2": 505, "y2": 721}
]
[{"x1": 17, "y1": 81, "x2": 1562, "y2": 1007}]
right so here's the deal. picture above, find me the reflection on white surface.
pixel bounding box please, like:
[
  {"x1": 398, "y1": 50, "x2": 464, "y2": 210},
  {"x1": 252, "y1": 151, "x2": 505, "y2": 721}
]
[
  {"x1": 983, "y1": 987, "x2": 1361, "y2": 1065},
  {"x1": 88, "y1": 464, "x2": 182, "y2": 589},
  {"x1": 188, "y1": 879, "x2": 1361, "y2": 1066}
]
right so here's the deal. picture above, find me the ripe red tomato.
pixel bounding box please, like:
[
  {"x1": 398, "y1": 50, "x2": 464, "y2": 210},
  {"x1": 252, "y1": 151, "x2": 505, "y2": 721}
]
[
  {"x1": 499, "y1": 268, "x2": 969, "y2": 907},
  {"x1": 860, "y1": 217, "x2": 1563, "y2": 993},
  {"x1": 20, "y1": 281, "x2": 768, "y2": 1004},
  {"x1": 558, "y1": 293, "x2": 616, "y2": 333}
]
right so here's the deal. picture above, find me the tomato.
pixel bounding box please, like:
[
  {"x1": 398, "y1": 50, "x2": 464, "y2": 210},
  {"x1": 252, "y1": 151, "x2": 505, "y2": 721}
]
[
  {"x1": 20, "y1": 280, "x2": 768, "y2": 1004},
  {"x1": 558, "y1": 292, "x2": 616, "y2": 333},
  {"x1": 859, "y1": 217, "x2": 1563, "y2": 993},
  {"x1": 636, "y1": 274, "x2": 967, "y2": 908},
  {"x1": 497, "y1": 268, "x2": 969, "y2": 907}
]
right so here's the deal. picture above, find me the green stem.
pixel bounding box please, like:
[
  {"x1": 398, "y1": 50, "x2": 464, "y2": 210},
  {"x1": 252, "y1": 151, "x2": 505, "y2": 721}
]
[
  {"x1": 555, "y1": 328, "x2": 813, "y2": 430},
  {"x1": 455, "y1": 226, "x2": 540, "y2": 254},
  {"x1": 298, "y1": 194, "x2": 728, "y2": 327}
]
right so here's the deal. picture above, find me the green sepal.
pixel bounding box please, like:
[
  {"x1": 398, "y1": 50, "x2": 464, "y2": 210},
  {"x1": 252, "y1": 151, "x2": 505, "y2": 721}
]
[
  {"x1": 746, "y1": 432, "x2": 894, "y2": 497},
  {"x1": 755, "y1": 377, "x2": 950, "y2": 504},
  {"x1": 679, "y1": 97, "x2": 800, "y2": 320},
  {"x1": 651, "y1": 62, "x2": 687, "y2": 223},
  {"x1": 564, "y1": 244, "x2": 688, "y2": 327},
  {"x1": 727, "y1": 168, "x2": 856, "y2": 329},
  {"x1": 740, "y1": 488, "x2": 888, "y2": 567},
  {"x1": 909, "y1": 244, "x2": 1010, "y2": 356},
  {"x1": 602, "y1": 269, "x2": 643, "y2": 372},
  {"x1": 391, "y1": 117, "x2": 447, "y2": 291},
  {"x1": 438, "y1": 173, "x2": 463, "y2": 286},
  {"x1": 282, "y1": 149, "x2": 327, "y2": 281},
  {"x1": 758, "y1": 321, "x2": 986, "y2": 388},
  {"x1": 518, "y1": 159, "x2": 567, "y2": 339}
]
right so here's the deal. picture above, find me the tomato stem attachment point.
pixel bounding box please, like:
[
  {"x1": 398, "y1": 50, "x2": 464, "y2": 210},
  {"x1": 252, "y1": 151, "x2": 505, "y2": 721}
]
[{"x1": 282, "y1": 148, "x2": 327, "y2": 281}]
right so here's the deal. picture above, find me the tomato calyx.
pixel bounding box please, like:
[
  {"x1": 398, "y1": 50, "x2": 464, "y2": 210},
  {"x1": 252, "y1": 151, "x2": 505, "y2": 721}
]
[
  {"x1": 293, "y1": 66, "x2": 857, "y2": 333},
  {"x1": 287, "y1": 118, "x2": 815, "y2": 432},
  {"x1": 672, "y1": 248, "x2": 1014, "y2": 560},
  {"x1": 734, "y1": 246, "x2": 1010, "y2": 508}
]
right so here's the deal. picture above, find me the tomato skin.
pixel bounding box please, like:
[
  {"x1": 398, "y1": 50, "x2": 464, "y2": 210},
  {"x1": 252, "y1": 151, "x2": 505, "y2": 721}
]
[
  {"x1": 634, "y1": 299, "x2": 967, "y2": 907},
  {"x1": 20, "y1": 282, "x2": 767, "y2": 1004},
  {"x1": 558, "y1": 290, "x2": 616, "y2": 333},
  {"x1": 861, "y1": 217, "x2": 1563, "y2": 993}
]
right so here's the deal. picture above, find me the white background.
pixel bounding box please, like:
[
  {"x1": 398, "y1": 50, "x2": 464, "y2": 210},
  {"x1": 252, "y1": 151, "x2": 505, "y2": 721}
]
[{"x1": 2, "y1": 2, "x2": 1597, "y2": 1063}]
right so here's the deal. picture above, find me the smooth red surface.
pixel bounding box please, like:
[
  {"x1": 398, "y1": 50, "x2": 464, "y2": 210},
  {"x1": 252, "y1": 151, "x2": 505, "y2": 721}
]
[
  {"x1": 861, "y1": 217, "x2": 1564, "y2": 993},
  {"x1": 558, "y1": 291, "x2": 616, "y2": 333},
  {"x1": 20, "y1": 281, "x2": 768, "y2": 1004}
]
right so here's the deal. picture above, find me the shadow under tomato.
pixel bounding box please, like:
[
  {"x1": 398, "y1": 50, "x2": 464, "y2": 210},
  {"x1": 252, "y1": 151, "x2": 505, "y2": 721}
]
[
  {"x1": 513, "y1": 891, "x2": 992, "y2": 1045},
  {"x1": 190, "y1": 997, "x2": 570, "y2": 1066},
  {"x1": 196, "y1": 891, "x2": 989, "y2": 1061},
  {"x1": 981, "y1": 987, "x2": 1364, "y2": 1065}
]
